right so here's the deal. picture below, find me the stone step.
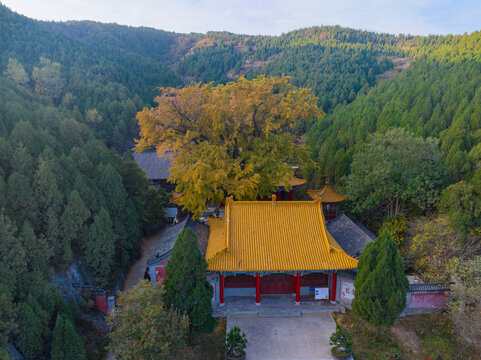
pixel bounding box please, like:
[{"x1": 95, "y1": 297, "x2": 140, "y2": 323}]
[{"x1": 259, "y1": 310, "x2": 302, "y2": 318}]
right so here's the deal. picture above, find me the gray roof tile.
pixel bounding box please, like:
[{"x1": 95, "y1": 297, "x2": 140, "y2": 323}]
[
  {"x1": 147, "y1": 218, "x2": 188, "y2": 265},
  {"x1": 133, "y1": 151, "x2": 171, "y2": 180},
  {"x1": 326, "y1": 214, "x2": 375, "y2": 259}
]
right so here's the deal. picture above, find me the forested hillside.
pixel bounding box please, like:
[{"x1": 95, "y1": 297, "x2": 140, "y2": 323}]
[
  {"x1": 176, "y1": 27, "x2": 397, "y2": 112},
  {"x1": 0, "y1": 4, "x2": 182, "y2": 150},
  {"x1": 308, "y1": 32, "x2": 481, "y2": 184},
  {"x1": 0, "y1": 70, "x2": 171, "y2": 357}
]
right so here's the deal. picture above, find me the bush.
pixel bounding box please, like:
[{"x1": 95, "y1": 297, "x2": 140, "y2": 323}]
[
  {"x1": 225, "y1": 326, "x2": 247, "y2": 357},
  {"x1": 78, "y1": 290, "x2": 94, "y2": 312},
  {"x1": 423, "y1": 335, "x2": 453, "y2": 360},
  {"x1": 329, "y1": 325, "x2": 352, "y2": 355}
]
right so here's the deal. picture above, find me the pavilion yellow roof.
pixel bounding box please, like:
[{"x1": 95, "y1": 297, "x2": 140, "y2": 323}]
[
  {"x1": 205, "y1": 197, "x2": 357, "y2": 272},
  {"x1": 307, "y1": 182, "x2": 346, "y2": 203},
  {"x1": 276, "y1": 176, "x2": 307, "y2": 188}
]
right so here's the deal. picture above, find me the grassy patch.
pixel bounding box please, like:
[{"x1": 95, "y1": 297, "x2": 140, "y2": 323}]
[
  {"x1": 333, "y1": 310, "x2": 478, "y2": 360},
  {"x1": 333, "y1": 310, "x2": 399, "y2": 360},
  {"x1": 394, "y1": 313, "x2": 478, "y2": 360},
  {"x1": 173, "y1": 317, "x2": 227, "y2": 360}
]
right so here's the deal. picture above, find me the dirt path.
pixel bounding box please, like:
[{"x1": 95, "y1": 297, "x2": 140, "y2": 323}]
[{"x1": 104, "y1": 228, "x2": 165, "y2": 360}]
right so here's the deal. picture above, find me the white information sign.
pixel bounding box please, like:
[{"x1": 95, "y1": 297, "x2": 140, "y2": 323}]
[
  {"x1": 315, "y1": 287, "x2": 329, "y2": 300},
  {"x1": 340, "y1": 281, "x2": 355, "y2": 301}
]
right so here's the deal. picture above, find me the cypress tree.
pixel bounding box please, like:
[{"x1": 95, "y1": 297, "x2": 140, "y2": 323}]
[
  {"x1": 50, "y1": 313, "x2": 66, "y2": 360},
  {"x1": 61, "y1": 190, "x2": 90, "y2": 255},
  {"x1": 0, "y1": 282, "x2": 15, "y2": 349},
  {"x1": 352, "y1": 228, "x2": 409, "y2": 328},
  {"x1": 83, "y1": 207, "x2": 115, "y2": 287},
  {"x1": 164, "y1": 228, "x2": 214, "y2": 333},
  {"x1": 0, "y1": 176, "x2": 5, "y2": 209},
  {"x1": 0, "y1": 214, "x2": 25, "y2": 276},
  {"x1": 16, "y1": 303, "x2": 44, "y2": 359},
  {"x1": 6, "y1": 172, "x2": 38, "y2": 227},
  {"x1": 51, "y1": 312, "x2": 86, "y2": 360}
]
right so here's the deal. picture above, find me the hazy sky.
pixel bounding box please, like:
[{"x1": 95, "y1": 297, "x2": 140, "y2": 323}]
[{"x1": 2, "y1": 0, "x2": 480, "y2": 36}]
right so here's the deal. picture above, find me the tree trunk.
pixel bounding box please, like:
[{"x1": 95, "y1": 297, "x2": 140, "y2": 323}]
[{"x1": 188, "y1": 325, "x2": 194, "y2": 345}]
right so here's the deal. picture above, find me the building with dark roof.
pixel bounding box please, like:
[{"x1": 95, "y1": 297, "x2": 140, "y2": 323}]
[
  {"x1": 326, "y1": 213, "x2": 375, "y2": 259},
  {"x1": 133, "y1": 151, "x2": 182, "y2": 222},
  {"x1": 147, "y1": 217, "x2": 210, "y2": 284},
  {"x1": 132, "y1": 151, "x2": 173, "y2": 190}
]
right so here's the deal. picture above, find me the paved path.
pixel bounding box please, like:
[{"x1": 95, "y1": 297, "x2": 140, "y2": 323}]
[
  {"x1": 104, "y1": 228, "x2": 165, "y2": 360},
  {"x1": 227, "y1": 311, "x2": 337, "y2": 360},
  {"x1": 123, "y1": 229, "x2": 164, "y2": 290}
]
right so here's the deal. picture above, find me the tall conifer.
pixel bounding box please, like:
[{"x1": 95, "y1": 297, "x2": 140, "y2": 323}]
[
  {"x1": 16, "y1": 303, "x2": 44, "y2": 359},
  {"x1": 352, "y1": 228, "x2": 409, "y2": 327},
  {"x1": 51, "y1": 312, "x2": 86, "y2": 360},
  {"x1": 164, "y1": 228, "x2": 214, "y2": 333}
]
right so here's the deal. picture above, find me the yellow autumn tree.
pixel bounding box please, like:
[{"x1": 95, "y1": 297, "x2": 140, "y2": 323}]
[
  {"x1": 135, "y1": 75, "x2": 323, "y2": 216},
  {"x1": 409, "y1": 216, "x2": 462, "y2": 281}
]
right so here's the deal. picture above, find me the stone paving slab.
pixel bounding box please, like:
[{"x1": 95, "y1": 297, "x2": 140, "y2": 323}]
[
  {"x1": 214, "y1": 295, "x2": 345, "y2": 317},
  {"x1": 227, "y1": 311, "x2": 338, "y2": 360}
]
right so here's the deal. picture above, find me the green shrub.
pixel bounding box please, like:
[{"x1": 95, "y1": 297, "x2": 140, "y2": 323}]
[
  {"x1": 329, "y1": 325, "x2": 353, "y2": 355},
  {"x1": 423, "y1": 335, "x2": 453, "y2": 360},
  {"x1": 225, "y1": 326, "x2": 247, "y2": 357}
]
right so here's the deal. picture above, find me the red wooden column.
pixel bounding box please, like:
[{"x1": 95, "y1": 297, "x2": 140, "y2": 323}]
[
  {"x1": 219, "y1": 274, "x2": 225, "y2": 305},
  {"x1": 276, "y1": 190, "x2": 280, "y2": 201},
  {"x1": 255, "y1": 274, "x2": 261, "y2": 305},
  {"x1": 330, "y1": 272, "x2": 337, "y2": 303},
  {"x1": 295, "y1": 273, "x2": 301, "y2": 304},
  {"x1": 288, "y1": 189, "x2": 294, "y2": 201}
]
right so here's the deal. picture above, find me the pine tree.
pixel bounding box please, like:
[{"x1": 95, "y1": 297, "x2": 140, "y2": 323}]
[
  {"x1": 34, "y1": 159, "x2": 64, "y2": 262},
  {"x1": 0, "y1": 282, "x2": 15, "y2": 349},
  {"x1": 51, "y1": 312, "x2": 86, "y2": 360},
  {"x1": 0, "y1": 176, "x2": 5, "y2": 210},
  {"x1": 0, "y1": 214, "x2": 27, "y2": 285},
  {"x1": 164, "y1": 228, "x2": 214, "y2": 333},
  {"x1": 83, "y1": 207, "x2": 115, "y2": 287},
  {"x1": 12, "y1": 143, "x2": 36, "y2": 178},
  {"x1": 6, "y1": 172, "x2": 38, "y2": 227},
  {"x1": 16, "y1": 303, "x2": 44, "y2": 359},
  {"x1": 50, "y1": 313, "x2": 66, "y2": 360},
  {"x1": 352, "y1": 228, "x2": 409, "y2": 328},
  {"x1": 61, "y1": 190, "x2": 90, "y2": 255},
  {"x1": 97, "y1": 163, "x2": 127, "y2": 223}
]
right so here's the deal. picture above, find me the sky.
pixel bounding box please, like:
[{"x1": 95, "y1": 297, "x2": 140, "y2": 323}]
[{"x1": 2, "y1": 0, "x2": 481, "y2": 36}]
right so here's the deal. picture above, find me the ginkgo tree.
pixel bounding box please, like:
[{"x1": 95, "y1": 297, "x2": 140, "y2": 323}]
[{"x1": 135, "y1": 75, "x2": 323, "y2": 216}]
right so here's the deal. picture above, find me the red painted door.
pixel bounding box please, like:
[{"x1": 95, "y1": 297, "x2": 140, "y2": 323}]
[
  {"x1": 300, "y1": 273, "x2": 329, "y2": 287},
  {"x1": 261, "y1": 274, "x2": 293, "y2": 294},
  {"x1": 155, "y1": 267, "x2": 166, "y2": 283}
]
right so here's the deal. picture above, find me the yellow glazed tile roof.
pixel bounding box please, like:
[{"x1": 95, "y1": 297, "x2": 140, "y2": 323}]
[
  {"x1": 276, "y1": 176, "x2": 307, "y2": 188},
  {"x1": 206, "y1": 218, "x2": 226, "y2": 261},
  {"x1": 307, "y1": 182, "x2": 346, "y2": 203},
  {"x1": 206, "y1": 198, "x2": 357, "y2": 272}
]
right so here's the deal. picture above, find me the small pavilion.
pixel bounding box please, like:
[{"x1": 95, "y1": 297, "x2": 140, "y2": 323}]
[
  {"x1": 205, "y1": 196, "x2": 358, "y2": 305},
  {"x1": 307, "y1": 182, "x2": 346, "y2": 220},
  {"x1": 256, "y1": 175, "x2": 307, "y2": 201}
]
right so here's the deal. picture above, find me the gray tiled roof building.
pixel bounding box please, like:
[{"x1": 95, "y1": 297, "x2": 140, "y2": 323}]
[{"x1": 326, "y1": 213, "x2": 376, "y2": 259}]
